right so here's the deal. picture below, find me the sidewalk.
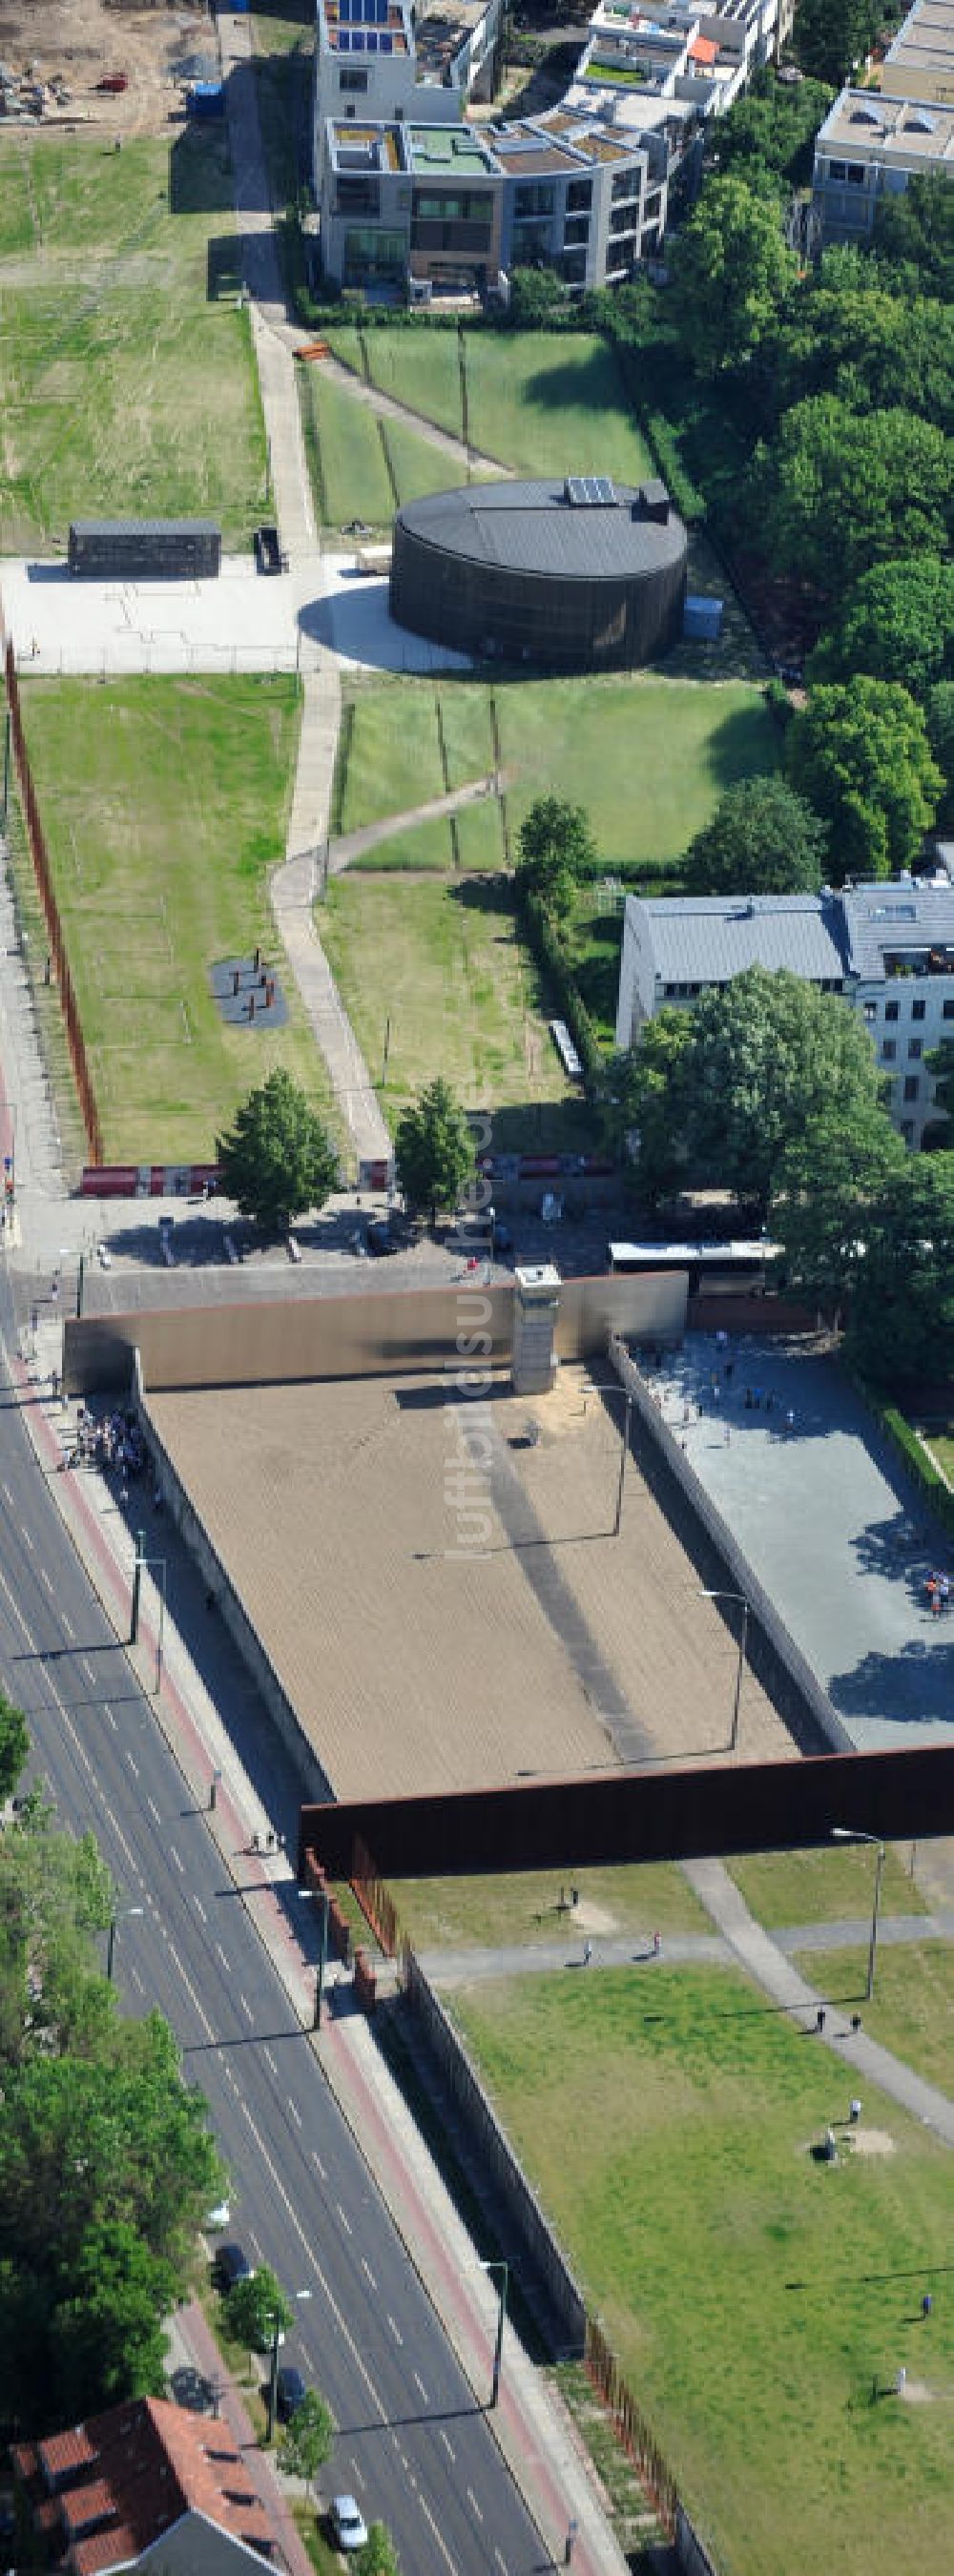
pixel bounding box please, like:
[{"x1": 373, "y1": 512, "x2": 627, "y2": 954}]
[
  {"x1": 414, "y1": 1910, "x2": 953, "y2": 1989},
  {"x1": 164, "y1": 2300, "x2": 314, "y2": 2576}
]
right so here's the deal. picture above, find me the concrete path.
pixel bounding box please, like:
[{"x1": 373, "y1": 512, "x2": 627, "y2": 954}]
[
  {"x1": 415, "y1": 1910, "x2": 952, "y2": 1989},
  {"x1": 685, "y1": 1857, "x2": 954, "y2": 2148},
  {"x1": 328, "y1": 769, "x2": 504, "y2": 873}
]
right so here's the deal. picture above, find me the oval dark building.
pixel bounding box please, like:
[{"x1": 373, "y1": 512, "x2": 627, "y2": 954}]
[{"x1": 389, "y1": 475, "x2": 688, "y2": 671}]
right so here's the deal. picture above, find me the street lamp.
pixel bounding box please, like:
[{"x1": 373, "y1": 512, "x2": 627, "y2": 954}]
[
  {"x1": 265, "y1": 2289, "x2": 311, "y2": 2444},
  {"x1": 480, "y1": 2259, "x2": 508, "y2": 2409},
  {"x1": 698, "y1": 1589, "x2": 748, "y2": 1753},
  {"x1": 298, "y1": 1882, "x2": 331, "y2": 2029},
  {"x1": 587, "y1": 1383, "x2": 634, "y2": 1536},
  {"x1": 106, "y1": 1905, "x2": 144, "y2": 1982},
  {"x1": 831, "y1": 1827, "x2": 885, "y2": 1999}
]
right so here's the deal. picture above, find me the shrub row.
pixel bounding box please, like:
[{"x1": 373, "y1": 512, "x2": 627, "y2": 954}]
[
  {"x1": 516, "y1": 885, "x2": 603, "y2": 1087},
  {"x1": 879, "y1": 1401, "x2": 954, "y2": 1540}
]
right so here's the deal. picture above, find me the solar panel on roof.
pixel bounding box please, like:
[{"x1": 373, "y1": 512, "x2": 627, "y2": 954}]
[
  {"x1": 339, "y1": 26, "x2": 349, "y2": 44},
  {"x1": 340, "y1": 0, "x2": 351, "y2": 19},
  {"x1": 377, "y1": 0, "x2": 388, "y2": 22},
  {"x1": 366, "y1": 30, "x2": 377, "y2": 50},
  {"x1": 380, "y1": 28, "x2": 392, "y2": 48}
]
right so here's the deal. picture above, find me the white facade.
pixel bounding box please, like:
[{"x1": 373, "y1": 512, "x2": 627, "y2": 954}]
[
  {"x1": 812, "y1": 0, "x2": 954, "y2": 243},
  {"x1": 615, "y1": 881, "x2": 954, "y2": 1149}
]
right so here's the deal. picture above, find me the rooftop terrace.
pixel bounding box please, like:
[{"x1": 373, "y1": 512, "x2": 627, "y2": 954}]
[{"x1": 408, "y1": 121, "x2": 493, "y2": 170}]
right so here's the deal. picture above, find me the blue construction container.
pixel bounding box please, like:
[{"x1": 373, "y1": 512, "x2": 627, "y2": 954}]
[
  {"x1": 683, "y1": 593, "x2": 724, "y2": 643},
  {"x1": 188, "y1": 80, "x2": 225, "y2": 118}
]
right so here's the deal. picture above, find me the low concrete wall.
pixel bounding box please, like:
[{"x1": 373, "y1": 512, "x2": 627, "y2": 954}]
[
  {"x1": 65, "y1": 1271, "x2": 687, "y2": 1395},
  {"x1": 609, "y1": 1336, "x2": 851, "y2": 1755},
  {"x1": 135, "y1": 1356, "x2": 331, "y2": 1808},
  {"x1": 402, "y1": 1947, "x2": 587, "y2": 2358}
]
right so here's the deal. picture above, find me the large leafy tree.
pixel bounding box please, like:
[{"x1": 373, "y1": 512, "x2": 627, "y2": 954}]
[
  {"x1": 52, "y1": 2222, "x2": 175, "y2": 2421},
  {"x1": 595, "y1": 1009, "x2": 693, "y2": 1206},
  {"x1": 218, "y1": 1068, "x2": 339, "y2": 1234},
  {"x1": 682, "y1": 967, "x2": 886, "y2": 1220},
  {"x1": 925, "y1": 1039, "x2": 954, "y2": 1129},
  {"x1": 278, "y1": 2388, "x2": 334, "y2": 2489},
  {"x1": 394, "y1": 1077, "x2": 474, "y2": 1226},
  {"x1": 711, "y1": 68, "x2": 834, "y2": 189},
  {"x1": 0, "y1": 1811, "x2": 114, "y2": 2070},
  {"x1": 670, "y1": 174, "x2": 797, "y2": 377},
  {"x1": 786, "y1": 680, "x2": 942, "y2": 882},
  {"x1": 774, "y1": 1104, "x2": 904, "y2": 1316},
  {"x1": 873, "y1": 170, "x2": 954, "y2": 298},
  {"x1": 845, "y1": 1155, "x2": 954, "y2": 1385},
  {"x1": 808, "y1": 556, "x2": 954, "y2": 704},
  {"x1": 792, "y1": 0, "x2": 880, "y2": 86},
  {"x1": 681, "y1": 775, "x2": 827, "y2": 897},
  {"x1": 759, "y1": 400, "x2": 954, "y2": 599},
  {"x1": 770, "y1": 260, "x2": 954, "y2": 430},
  {"x1": 516, "y1": 796, "x2": 596, "y2": 924},
  {"x1": 0, "y1": 1690, "x2": 28, "y2": 1803},
  {"x1": 925, "y1": 683, "x2": 954, "y2": 833}
]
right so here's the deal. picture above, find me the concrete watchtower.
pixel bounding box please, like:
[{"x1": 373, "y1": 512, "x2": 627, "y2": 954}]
[{"x1": 511, "y1": 1265, "x2": 561, "y2": 1396}]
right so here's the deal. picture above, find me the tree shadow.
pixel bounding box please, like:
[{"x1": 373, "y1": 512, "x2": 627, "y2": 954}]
[
  {"x1": 827, "y1": 1638, "x2": 954, "y2": 1729},
  {"x1": 851, "y1": 1510, "x2": 940, "y2": 1604},
  {"x1": 168, "y1": 126, "x2": 236, "y2": 219}
]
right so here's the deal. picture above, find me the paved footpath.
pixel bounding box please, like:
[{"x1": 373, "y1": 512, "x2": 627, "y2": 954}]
[{"x1": 416, "y1": 1910, "x2": 953, "y2": 1989}]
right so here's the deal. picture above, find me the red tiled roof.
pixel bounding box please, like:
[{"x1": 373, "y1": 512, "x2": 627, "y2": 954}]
[{"x1": 18, "y1": 2398, "x2": 275, "y2": 2570}]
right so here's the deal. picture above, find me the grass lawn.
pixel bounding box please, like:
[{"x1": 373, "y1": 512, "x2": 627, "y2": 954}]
[
  {"x1": 17, "y1": 676, "x2": 331, "y2": 1165},
  {"x1": 0, "y1": 131, "x2": 267, "y2": 554},
  {"x1": 451, "y1": 1966, "x2": 954, "y2": 2576},
  {"x1": 337, "y1": 673, "x2": 778, "y2": 869},
  {"x1": 730, "y1": 1845, "x2": 926, "y2": 1931},
  {"x1": 345, "y1": 800, "x2": 506, "y2": 876},
  {"x1": 920, "y1": 1425, "x2": 954, "y2": 1485},
  {"x1": 299, "y1": 364, "x2": 467, "y2": 532},
  {"x1": 331, "y1": 328, "x2": 651, "y2": 484},
  {"x1": 395, "y1": 1865, "x2": 709, "y2": 1952},
  {"x1": 321, "y1": 871, "x2": 587, "y2": 1145},
  {"x1": 792, "y1": 1941, "x2": 954, "y2": 2097},
  {"x1": 252, "y1": 0, "x2": 316, "y2": 52}
]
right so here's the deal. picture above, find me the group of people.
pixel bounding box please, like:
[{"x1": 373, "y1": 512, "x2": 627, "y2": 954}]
[
  {"x1": 70, "y1": 1403, "x2": 148, "y2": 1483},
  {"x1": 923, "y1": 1570, "x2": 950, "y2": 1617}
]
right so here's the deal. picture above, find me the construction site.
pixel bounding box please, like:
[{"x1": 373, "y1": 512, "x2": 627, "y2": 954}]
[{"x1": 0, "y1": 0, "x2": 221, "y2": 134}]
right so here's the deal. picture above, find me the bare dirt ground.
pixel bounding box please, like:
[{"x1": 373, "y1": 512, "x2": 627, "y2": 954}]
[
  {"x1": 0, "y1": 1, "x2": 214, "y2": 134},
  {"x1": 150, "y1": 1361, "x2": 796, "y2": 1802}
]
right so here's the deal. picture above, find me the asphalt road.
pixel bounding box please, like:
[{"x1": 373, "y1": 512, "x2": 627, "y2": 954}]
[{"x1": 0, "y1": 1277, "x2": 549, "y2": 2576}]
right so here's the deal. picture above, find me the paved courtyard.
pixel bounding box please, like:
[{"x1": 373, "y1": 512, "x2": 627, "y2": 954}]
[
  {"x1": 0, "y1": 553, "x2": 469, "y2": 679},
  {"x1": 652, "y1": 1332, "x2": 954, "y2": 1752}
]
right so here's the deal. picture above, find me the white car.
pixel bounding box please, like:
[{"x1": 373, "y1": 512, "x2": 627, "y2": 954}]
[
  {"x1": 205, "y1": 2199, "x2": 230, "y2": 2232},
  {"x1": 330, "y1": 2495, "x2": 368, "y2": 2553}
]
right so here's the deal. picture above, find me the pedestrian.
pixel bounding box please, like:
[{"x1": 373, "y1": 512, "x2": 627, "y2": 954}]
[
  {"x1": 653, "y1": 1930, "x2": 661, "y2": 1957},
  {"x1": 583, "y1": 1939, "x2": 592, "y2": 1967},
  {"x1": 785, "y1": 1408, "x2": 795, "y2": 1434},
  {"x1": 744, "y1": 1388, "x2": 753, "y2": 1410},
  {"x1": 724, "y1": 1358, "x2": 735, "y2": 1385},
  {"x1": 724, "y1": 1421, "x2": 731, "y2": 1447},
  {"x1": 923, "y1": 2293, "x2": 933, "y2": 2319}
]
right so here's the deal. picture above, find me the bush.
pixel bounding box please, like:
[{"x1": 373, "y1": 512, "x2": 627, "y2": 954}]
[{"x1": 854, "y1": 1388, "x2": 954, "y2": 1540}]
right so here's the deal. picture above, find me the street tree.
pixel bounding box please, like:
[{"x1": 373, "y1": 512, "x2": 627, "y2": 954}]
[
  {"x1": 594, "y1": 1010, "x2": 693, "y2": 1206},
  {"x1": 277, "y1": 2388, "x2": 334, "y2": 2490},
  {"x1": 844, "y1": 1155, "x2": 954, "y2": 1385},
  {"x1": 0, "y1": 1690, "x2": 28, "y2": 1803},
  {"x1": 0, "y1": 1814, "x2": 114, "y2": 2068},
  {"x1": 516, "y1": 796, "x2": 597, "y2": 923},
  {"x1": 682, "y1": 967, "x2": 886, "y2": 1220},
  {"x1": 217, "y1": 1069, "x2": 339, "y2": 1234},
  {"x1": 0, "y1": 2016, "x2": 221, "y2": 2288},
  {"x1": 774, "y1": 1103, "x2": 905, "y2": 1318},
  {"x1": 681, "y1": 775, "x2": 827, "y2": 897},
  {"x1": 786, "y1": 680, "x2": 943, "y2": 882},
  {"x1": 225, "y1": 2264, "x2": 293, "y2": 2360},
  {"x1": 808, "y1": 556, "x2": 954, "y2": 703},
  {"x1": 52, "y1": 2221, "x2": 175, "y2": 2421},
  {"x1": 670, "y1": 174, "x2": 797, "y2": 377},
  {"x1": 394, "y1": 1078, "x2": 474, "y2": 1227},
  {"x1": 356, "y1": 2524, "x2": 402, "y2": 2576},
  {"x1": 711, "y1": 69, "x2": 834, "y2": 188},
  {"x1": 760, "y1": 400, "x2": 953, "y2": 599},
  {"x1": 792, "y1": 0, "x2": 880, "y2": 86}
]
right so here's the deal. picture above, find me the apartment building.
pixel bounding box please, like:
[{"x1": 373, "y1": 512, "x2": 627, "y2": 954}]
[
  {"x1": 312, "y1": 0, "x2": 504, "y2": 193},
  {"x1": 812, "y1": 0, "x2": 954, "y2": 242},
  {"x1": 615, "y1": 878, "x2": 954, "y2": 1148},
  {"x1": 564, "y1": 0, "x2": 790, "y2": 145}
]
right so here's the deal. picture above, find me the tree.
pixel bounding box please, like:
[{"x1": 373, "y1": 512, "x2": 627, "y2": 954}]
[
  {"x1": 594, "y1": 1010, "x2": 693, "y2": 1206},
  {"x1": 711, "y1": 68, "x2": 834, "y2": 189},
  {"x1": 516, "y1": 796, "x2": 596, "y2": 923},
  {"x1": 217, "y1": 1069, "x2": 339, "y2": 1234},
  {"x1": 925, "y1": 684, "x2": 954, "y2": 833},
  {"x1": 792, "y1": 0, "x2": 880, "y2": 86},
  {"x1": 52, "y1": 2222, "x2": 175, "y2": 2421},
  {"x1": 873, "y1": 170, "x2": 954, "y2": 298},
  {"x1": 669, "y1": 174, "x2": 797, "y2": 377},
  {"x1": 356, "y1": 2524, "x2": 401, "y2": 2576},
  {"x1": 278, "y1": 2388, "x2": 334, "y2": 2489},
  {"x1": 786, "y1": 680, "x2": 942, "y2": 882},
  {"x1": 844, "y1": 1155, "x2": 954, "y2": 1385},
  {"x1": 773, "y1": 1103, "x2": 905, "y2": 1316},
  {"x1": 682, "y1": 967, "x2": 887, "y2": 1219},
  {"x1": 769, "y1": 260, "x2": 954, "y2": 429},
  {"x1": 225, "y1": 2263, "x2": 293, "y2": 2359},
  {"x1": 808, "y1": 556, "x2": 954, "y2": 704},
  {"x1": 681, "y1": 775, "x2": 827, "y2": 897},
  {"x1": 394, "y1": 1078, "x2": 474, "y2": 1227},
  {"x1": 760, "y1": 400, "x2": 954, "y2": 599},
  {"x1": 0, "y1": 1691, "x2": 28, "y2": 1804}
]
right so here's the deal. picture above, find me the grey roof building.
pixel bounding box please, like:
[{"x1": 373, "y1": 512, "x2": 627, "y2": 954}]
[
  {"x1": 390, "y1": 476, "x2": 688, "y2": 668},
  {"x1": 615, "y1": 876, "x2": 954, "y2": 1148}
]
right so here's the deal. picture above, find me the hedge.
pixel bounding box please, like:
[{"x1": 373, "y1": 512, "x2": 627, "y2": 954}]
[
  {"x1": 516, "y1": 886, "x2": 604, "y2": 1088},
  {"x1": 856, "y1": 1385, "x2": 954, "y2": 1540}
]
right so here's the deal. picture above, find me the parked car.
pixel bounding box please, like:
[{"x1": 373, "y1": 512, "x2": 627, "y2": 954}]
[
  {"x1": 330, "y1": 2496, "x2": 368, "y2": 2553},
  {"x1": 366, "y1": 1220, "x2": 400, "y2": 1258},
  {"x1": 205, "y1": 2197, "x2": 231, "y2": 2232},
  {"x1": 213, "y1": 2242, "x2": 253, "y2": 2293},
  {"x1": 276, "y1": 2365, "x2": 306, "y2": 2422}
]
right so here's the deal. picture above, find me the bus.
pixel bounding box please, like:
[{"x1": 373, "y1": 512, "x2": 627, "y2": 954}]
[{"x1": 607, "y1": 1239, "x2": 780, "y2": 1294}]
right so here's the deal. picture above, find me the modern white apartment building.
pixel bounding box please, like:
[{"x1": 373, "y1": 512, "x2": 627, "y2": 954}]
[
  {"x1": 812, "y1": 0, "x2": 954, "y2": 243},
  {"x1": 615, "y1": 878, "x2": 954, "y2": 1147},
  {"x1": 312, "y1": 0, "x2": 504, "y2": 194},
  {"x1": 564, "y1": 0, "x2": 791, "y2": 145}
]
